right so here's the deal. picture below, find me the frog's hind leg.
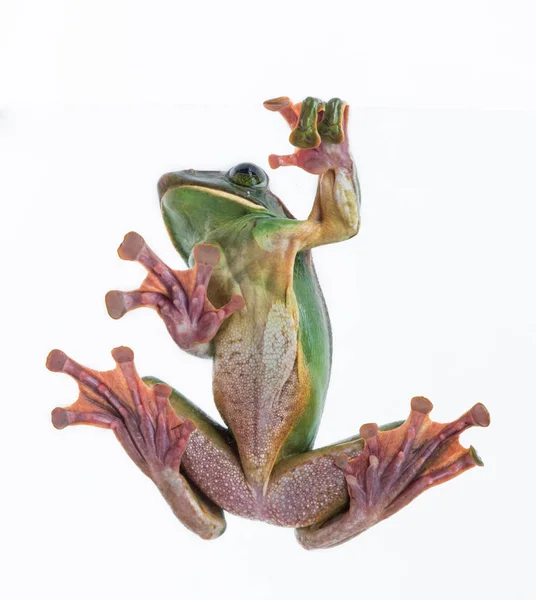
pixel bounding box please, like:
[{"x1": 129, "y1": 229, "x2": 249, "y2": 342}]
[
  {"x1": 105, "y1": 232, "x2": 244, "y2": 355},
  {"x1": 47, "y1": 346, "x2": 257, "y2": 539},
  {"x1": 263, "y1": 396, "x2": 489, "y2": 549}
]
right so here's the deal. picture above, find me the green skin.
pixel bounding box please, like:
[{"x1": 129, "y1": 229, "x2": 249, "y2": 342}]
[
  {"x1": 50, "y1": 98, "x2": 489, "y2": 549},
  {"x1": 160, "y1": 170, "x2": 333, "y2": 457},
  {"x1": 152, "y1": 159, "x2": 363, "y2": 515}
]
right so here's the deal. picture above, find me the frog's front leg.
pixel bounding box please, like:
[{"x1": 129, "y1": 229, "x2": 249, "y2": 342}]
[
  {"x1": 263, "y1": 96, "x2": 360, "y2": 249},
  {"x1": 105, "y1": 233, "x2": 244, "y2": 356},
  {"x1": 47, "y1": 346, "x2": 255, "y2": 539},
  {"x1": 265, "y1": 397, "x2": 490, "y2": 550}
]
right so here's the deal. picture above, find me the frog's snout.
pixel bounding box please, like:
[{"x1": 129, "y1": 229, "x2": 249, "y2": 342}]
[{"x1": 158, "y1": 171, "x2": 184, "y2": 200}]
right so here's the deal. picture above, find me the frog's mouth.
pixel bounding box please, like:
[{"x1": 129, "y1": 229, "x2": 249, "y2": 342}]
[
  {"x1": 174, "y1": 184, "x2": 266, "y2": 210},
  {"x1": 157, "y1": 169, "x2": 295, "y2": 219}
]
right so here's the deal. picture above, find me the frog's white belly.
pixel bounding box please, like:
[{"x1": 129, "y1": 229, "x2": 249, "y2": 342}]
[{"x1": 213, "y1": 300, "x2": 302, "y2": 489}]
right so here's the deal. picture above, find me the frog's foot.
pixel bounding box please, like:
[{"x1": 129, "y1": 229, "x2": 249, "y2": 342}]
[
  {"x1": 48, "y1": 346, "x2": 195, "y2": 479},
  {"x1": 105, "y1": 232, "x2": 244, "y2": 351},
  {"x1": 297, "y1": 397, "x2": 490, "y2": 549},
  {"x1": 48, "y1": 347, "x2": 227, "y2": 538},
  {"x1": 264, "y1": 96, "x2": 352, "y2": 174}
]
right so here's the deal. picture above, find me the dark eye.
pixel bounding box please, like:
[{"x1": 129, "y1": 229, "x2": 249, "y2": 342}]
[{"x1": 228, "y1": 163, "x2": 267, "y2": 187}]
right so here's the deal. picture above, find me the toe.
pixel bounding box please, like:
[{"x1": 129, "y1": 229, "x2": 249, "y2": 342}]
[
  {"x1": 46, "y1": 349, "x2": 68, "y2": 372},
  {"x1": 411, "y1": 396, "x2": 433, "y2": 414},
  {"x1": 471, "y1": 403, "x2": 490, "y2": 427},
  {"x1": 263, "y1": 96, "x2": 291, "y2": 111},
  {"x1": 118, "y1": 231, "x2": 145, "y2": 261},
  {"x1": 105, "y1": 290, "x2": 128, "y2": 319},
  {"x1": 318, "y1": 98, "x2": 346, "y2": 144},
  {"x1": 289, "y1": 97, "x2": 323, "y2": 149}
]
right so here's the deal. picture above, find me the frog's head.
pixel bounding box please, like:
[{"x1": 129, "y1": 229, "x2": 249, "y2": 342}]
[{"x1": 157, "y1": 163, "x2": 294, "y2": 219}]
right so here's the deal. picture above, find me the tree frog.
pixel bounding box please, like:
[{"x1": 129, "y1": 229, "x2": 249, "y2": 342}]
[{"x1": 48, "y1": 97, "x2": 490, "y2": 549}]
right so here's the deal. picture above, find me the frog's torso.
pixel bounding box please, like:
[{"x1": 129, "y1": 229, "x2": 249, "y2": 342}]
[
  {"x1": 211, "y1": 240, "x2": 332, "y2": 490},
  {"x1": 160, "y1": 176, "x2": 332, "y2": 491}
]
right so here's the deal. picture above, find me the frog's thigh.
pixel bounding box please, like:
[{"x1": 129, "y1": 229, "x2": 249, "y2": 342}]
[
  {"x1": 264, "y1": 421, "x2": 404, "y2": 528},
  {"x1": 264, "y1": 436, "x2": 369, "y2": 528},
  {"x1": 143, "y1": 377, "x2": 258, "y2": 520}
]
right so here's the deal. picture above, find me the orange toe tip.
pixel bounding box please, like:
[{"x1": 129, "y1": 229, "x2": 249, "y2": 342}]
[
  {"x1": 182, "y1": 418, "x2": 197, "y2": 434},
  {"x1": 194, "y1": 244, "x2": 220, "y2": 267},
  {"x1": 268, "y1": 154, "x2": 281, "y2": 169},
  {"x1": 472, "y1": 403, "x2": 491, "y2": 427},
  {"x1": 231, "y1": 295, "x2": 246, "y2": 310},
  {"x1": 263, "y1": 97, "x2": 290, "y2": 111},
  {"x1": 360, "y1": 423, "x2": 379, "y2": 439},
  {"x1": 51, "y1": 407, "x2": 69, "y2": 429},
  {"x1": 105, "y1": 290, "x2": 127, "y2": 319},
  {"x1": 111, "y1": 346, "x2": 134, "y2": 363},
  {"x1": 411, "y1": 396, "x2": 433, "y2": 414},
  {"x1": 118, "y1": 231, "x2": 144, "y2": 260},
  {"x1": 46, "y1": 349, "x2": 67, "y2": 372},
  {"x1": 154, "y1": 383, "x2": 172, "y2": 398},
  {"x1": 333, "y1": 454, "x2": 350, "y2": 471}
]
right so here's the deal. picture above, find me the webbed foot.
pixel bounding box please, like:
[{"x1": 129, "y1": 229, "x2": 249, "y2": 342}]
[
  {"x1": 296, "y1": 397, "x2": 490, "y2": 549},
  {"x1": 48, "y1": 347, "x2": 226, "y2": 538},
  {"x1": 48, "y1": 346, "x2": 194, "y2": 477},
  {"x1": 106, "y1": 232, "x2": 244, "y2": 351},
  {"x1": 264, "y1": 96, "x2": 352, "y2": 174}
]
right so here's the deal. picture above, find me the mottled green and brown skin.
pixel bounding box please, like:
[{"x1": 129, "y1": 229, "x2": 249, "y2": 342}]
[{"x1": 49, "y1": 97, "x2": 490, "y2": 549}]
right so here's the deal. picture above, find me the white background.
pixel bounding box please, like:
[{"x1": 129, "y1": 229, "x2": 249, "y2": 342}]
[{"x1": 2, "y1": 1, "x2": 535, "y2": 599}]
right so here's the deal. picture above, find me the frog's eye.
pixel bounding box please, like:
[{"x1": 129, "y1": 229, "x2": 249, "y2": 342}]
[{"x1": 228, "y1": 163, "x2": 267, "y2": 187}]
